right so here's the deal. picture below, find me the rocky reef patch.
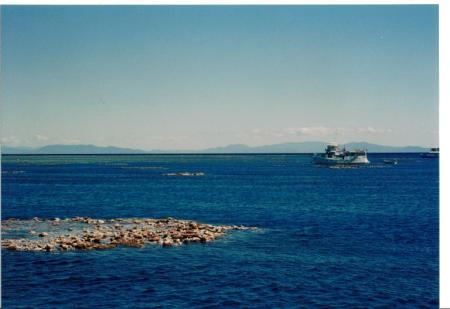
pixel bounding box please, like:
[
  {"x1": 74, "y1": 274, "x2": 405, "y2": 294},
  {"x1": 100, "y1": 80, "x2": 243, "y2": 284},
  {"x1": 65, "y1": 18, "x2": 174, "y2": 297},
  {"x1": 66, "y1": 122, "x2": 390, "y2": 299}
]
[{"x1": 1, "y1": 217, "x2": 256, "y2": 252}]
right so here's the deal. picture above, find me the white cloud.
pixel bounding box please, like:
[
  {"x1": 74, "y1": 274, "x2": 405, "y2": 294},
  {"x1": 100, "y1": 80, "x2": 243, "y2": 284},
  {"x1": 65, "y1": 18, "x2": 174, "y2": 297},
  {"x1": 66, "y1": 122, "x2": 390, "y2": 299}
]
[
  {"x1": 283, "y1": 126, "x2": 342, "y2": 136},
  {"x1": 278, "y1": 126, "x2": 393, "y2": 137},
  {"x1": 0, "y1": 136, "x2": 21, "y2": 146},
  {"x1": 148, "y1": 136, "x2": 187, "y2": 142},
  {"x1": 59, "y1": 138, "x2": 81, "y2": 145},
  {"x1": 270, "y1": 132, "x2": 285, "y2": 138},
  {"x1": 34, "y1": 134, "x2": 49, "y2": 141},
  {"x1": 357, "y1": 127, "x2": 393, "y2": 134}
]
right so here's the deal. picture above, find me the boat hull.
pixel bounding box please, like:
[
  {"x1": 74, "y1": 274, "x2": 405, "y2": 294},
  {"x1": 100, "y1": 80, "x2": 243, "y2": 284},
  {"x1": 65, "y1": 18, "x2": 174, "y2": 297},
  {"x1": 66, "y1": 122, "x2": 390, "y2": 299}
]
[{"x1": 313, "y1": 155, "x2": 370, "y2": 165}]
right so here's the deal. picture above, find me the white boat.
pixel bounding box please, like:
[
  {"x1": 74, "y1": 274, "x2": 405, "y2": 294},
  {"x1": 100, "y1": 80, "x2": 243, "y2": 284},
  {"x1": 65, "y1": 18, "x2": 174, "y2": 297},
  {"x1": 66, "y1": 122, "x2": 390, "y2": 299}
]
[
  {"x1": 420, "y1": 148, "x2": 439, "y2": 158},
  {"x1": 313, "y1": 144, "x2": 369, "y2": 165}
]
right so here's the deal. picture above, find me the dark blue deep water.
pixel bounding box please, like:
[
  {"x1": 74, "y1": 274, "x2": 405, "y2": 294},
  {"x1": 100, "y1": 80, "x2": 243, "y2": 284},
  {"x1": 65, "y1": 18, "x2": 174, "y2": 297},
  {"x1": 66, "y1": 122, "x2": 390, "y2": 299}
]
[{"x1": 1, "y1": 154, "x2": 438, "y2": 308}]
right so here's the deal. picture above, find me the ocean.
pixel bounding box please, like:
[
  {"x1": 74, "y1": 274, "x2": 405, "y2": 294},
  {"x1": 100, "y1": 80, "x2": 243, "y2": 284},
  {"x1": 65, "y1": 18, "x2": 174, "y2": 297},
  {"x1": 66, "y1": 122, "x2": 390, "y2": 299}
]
[{"x1": 1, "y1": 154, "x2": 439, "y2": 308}]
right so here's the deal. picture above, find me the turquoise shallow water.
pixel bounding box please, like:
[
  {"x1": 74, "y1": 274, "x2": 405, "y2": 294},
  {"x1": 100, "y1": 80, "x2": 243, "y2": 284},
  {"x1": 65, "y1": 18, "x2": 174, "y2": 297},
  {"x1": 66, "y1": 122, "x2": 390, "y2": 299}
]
[{"x1": 1, "y1": 154, "x2": 439, "y2": 308}]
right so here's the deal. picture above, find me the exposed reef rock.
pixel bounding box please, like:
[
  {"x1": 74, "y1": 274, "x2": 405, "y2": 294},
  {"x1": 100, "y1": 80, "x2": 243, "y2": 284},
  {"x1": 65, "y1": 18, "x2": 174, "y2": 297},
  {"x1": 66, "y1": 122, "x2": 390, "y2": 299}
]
[{"x1": 1, "y1": 217, "x2": 256, "y2": 252}]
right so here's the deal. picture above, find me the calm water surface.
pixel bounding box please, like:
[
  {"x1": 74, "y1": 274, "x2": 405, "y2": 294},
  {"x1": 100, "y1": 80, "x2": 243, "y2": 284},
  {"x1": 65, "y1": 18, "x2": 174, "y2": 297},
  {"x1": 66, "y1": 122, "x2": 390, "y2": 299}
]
[{"x1": 1, "y1": 154, "x2": 439, "y2": 308}]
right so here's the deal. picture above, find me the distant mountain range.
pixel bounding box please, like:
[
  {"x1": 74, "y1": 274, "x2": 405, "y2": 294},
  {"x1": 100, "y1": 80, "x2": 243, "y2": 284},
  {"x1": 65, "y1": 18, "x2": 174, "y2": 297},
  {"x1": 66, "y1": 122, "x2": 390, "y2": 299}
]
[
  {"x1": 200, "y1": 142, "x2": 429, "y2": 153},
  {"x1": 1, "y1": 142, "x2": 430, "y2": 154},
  {"x1": 1, "y1": 144, "x2": 146, "y2": 154}
]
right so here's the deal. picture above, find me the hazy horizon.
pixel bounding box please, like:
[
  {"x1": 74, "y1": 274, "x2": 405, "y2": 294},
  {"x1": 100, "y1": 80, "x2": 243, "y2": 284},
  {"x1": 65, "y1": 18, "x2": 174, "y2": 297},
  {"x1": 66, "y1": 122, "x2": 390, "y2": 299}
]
[
  {"x1": 0, "y1": 5, "x2": 439, "y2": 150},
  {"x1": 1, "y1": 140, "x2": 432, "y2": 153}
]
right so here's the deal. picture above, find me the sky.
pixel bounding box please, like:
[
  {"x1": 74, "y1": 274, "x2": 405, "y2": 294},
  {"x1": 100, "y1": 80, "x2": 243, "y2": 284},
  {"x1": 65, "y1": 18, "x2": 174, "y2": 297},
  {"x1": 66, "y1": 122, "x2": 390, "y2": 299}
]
[{"x1": 0, "y1": 5, "x2": 439, "y2": 150}]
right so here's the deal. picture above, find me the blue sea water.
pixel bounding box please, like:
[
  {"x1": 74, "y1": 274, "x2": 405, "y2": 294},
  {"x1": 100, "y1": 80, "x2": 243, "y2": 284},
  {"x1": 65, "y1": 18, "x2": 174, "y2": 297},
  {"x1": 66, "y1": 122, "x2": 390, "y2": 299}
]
[{"x1": 1, "y1": 154, "x2": 439, "y2": 308}]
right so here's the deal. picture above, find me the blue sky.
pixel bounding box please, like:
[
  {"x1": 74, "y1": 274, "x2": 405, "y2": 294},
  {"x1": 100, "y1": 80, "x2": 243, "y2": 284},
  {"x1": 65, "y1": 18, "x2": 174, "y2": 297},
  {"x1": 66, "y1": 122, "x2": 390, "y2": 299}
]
[{"x1": 0, "y1": 5, "x2": 438, "y2": 150}]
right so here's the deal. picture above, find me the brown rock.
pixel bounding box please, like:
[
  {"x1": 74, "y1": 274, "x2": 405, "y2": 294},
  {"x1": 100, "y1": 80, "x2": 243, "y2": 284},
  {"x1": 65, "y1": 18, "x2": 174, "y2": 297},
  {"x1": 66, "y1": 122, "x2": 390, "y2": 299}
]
[{"x1": 162, "y1": 239, "x2": 174, "y2": 247}]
